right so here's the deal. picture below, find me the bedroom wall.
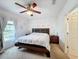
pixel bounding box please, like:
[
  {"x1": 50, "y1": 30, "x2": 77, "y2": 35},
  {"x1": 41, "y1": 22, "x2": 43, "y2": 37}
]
[
  {"x1": 28, "y1": 17, "x2": 58, "y2": 35},
  {"x1": 56, "y1": 0, "x2": 78, "y2": 51},
  {"x1": 0, "y1": 8, "x2": 30, "y2": 38},
  {"x1": 28, "y1": 9, "x2": 58, "y2": 35},
  {"x1": 0, "y1": 8, "x2": 29, "y2": 49}
]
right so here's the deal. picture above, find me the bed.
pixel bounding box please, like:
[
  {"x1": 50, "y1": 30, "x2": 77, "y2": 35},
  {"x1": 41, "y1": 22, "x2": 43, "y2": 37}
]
[{"x1": 15, "y1": 28, "x2": 50, "y2": 57}]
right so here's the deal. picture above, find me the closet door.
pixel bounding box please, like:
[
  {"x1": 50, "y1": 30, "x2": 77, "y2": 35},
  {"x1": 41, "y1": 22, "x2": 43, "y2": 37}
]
[{"x1": 65, "y1": 8, "x2": 78, "y2": 59}]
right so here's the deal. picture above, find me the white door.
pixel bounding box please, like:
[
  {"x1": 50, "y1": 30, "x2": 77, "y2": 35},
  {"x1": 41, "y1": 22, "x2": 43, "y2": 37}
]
[{"x1": 65, "y1": 8, "x2": 78, "y2": 59}]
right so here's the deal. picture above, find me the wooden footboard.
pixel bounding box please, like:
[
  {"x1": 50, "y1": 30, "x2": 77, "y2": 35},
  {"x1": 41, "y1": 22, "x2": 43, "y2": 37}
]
[{"x1": 15, "y1": 42, "x2": 50, "y2": 57}]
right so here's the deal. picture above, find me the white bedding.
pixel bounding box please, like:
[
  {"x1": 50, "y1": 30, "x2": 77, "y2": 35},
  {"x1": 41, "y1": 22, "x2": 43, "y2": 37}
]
[{"x1": 16, "y1": 33, "x2": 50, "y2": 51}]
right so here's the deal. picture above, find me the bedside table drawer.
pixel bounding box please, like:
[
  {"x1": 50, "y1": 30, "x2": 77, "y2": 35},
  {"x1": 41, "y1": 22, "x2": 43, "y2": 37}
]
[{"x1": 50, "y1": 35, "x2": 59, "y2": 44}]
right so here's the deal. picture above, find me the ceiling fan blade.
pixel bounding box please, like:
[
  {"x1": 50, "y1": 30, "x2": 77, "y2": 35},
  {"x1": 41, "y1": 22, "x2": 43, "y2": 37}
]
[
  {"x1": 20, "y1": 10, "x2": 28, "y2": 13},
  {"x1": 31, "y1": 9, "x2": 41, "y2": 14},
  {"x1": 15, "y1": 2, "x2": 26, "y2": 9},
  {"x1": 32, "y1": 3, "x2": 37, "y2": 8}
]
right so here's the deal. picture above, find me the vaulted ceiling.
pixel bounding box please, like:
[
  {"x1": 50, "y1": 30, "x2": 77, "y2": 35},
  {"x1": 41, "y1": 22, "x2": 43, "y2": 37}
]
[{"x1": 0, "y1": 0, "x2": 67, "y2": 18}]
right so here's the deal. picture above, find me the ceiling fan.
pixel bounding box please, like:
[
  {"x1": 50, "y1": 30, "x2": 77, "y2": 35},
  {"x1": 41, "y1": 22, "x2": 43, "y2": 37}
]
[{"x1": 15, "y1": 2, "x2": 41, "y2": 16}]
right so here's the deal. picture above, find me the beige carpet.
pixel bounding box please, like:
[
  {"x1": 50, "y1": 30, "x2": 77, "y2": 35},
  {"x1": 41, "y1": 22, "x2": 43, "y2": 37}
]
[
  {"x1": 51, "y1": 44, "x2": 69, "y2": 59},
  {"x1": 0, "y1": 44, "x2": 69, "y2": 59},
  {"x1": 0, "y1": 47, "x2": 49, "y2": 59}
]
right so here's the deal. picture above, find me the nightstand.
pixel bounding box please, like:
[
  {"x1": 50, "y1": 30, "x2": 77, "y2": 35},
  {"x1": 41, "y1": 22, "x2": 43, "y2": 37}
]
[{"x1": 50, "y1": 35, "x2": 59, "y2": 44}]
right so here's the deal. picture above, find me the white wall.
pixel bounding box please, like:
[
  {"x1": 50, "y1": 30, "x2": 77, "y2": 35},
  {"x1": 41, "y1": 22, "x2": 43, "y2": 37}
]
[
  {"x1": 28, "y1": 8, "x2": 58, "y2": 35},
  {"x1": 0, "y1": 8, "x2": 30, "y2": 38},
  {"x1": 0, "y1": 8, "x2": 29, "y2": 49},
  {"x1": 57, "y1": 0, "x2": 78, "y2": 51},
  {"x1": 28, "y1": 17, "x2": 57, "y2": 35}
]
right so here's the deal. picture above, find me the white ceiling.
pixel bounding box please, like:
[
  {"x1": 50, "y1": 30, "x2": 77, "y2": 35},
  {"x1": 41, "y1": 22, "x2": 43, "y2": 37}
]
[{"x1": 0, "y1": 0, "x2": 67, "y2": 18}]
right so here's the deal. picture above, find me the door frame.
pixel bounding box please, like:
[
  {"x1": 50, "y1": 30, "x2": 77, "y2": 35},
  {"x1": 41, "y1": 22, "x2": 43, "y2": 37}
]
[{"x1": 64, "y1": 7, "x2": 78, "y2": 57}]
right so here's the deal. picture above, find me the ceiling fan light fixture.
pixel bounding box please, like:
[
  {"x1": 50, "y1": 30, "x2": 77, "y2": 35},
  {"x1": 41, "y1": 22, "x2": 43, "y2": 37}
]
[{"x1": 26, "y1": 11, "x2": 33, "y2": 16}]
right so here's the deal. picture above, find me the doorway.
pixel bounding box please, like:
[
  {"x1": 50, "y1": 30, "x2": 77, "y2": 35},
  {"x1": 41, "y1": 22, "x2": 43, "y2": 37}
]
[{"x1": 65, "y1": 8, "x2": 78, "y2": 59}]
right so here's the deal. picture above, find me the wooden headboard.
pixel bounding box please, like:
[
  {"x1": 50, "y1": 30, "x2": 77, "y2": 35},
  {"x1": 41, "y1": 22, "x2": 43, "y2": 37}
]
[{"x1": 32, "y1": 28, "x2": 49, "y2": 34}]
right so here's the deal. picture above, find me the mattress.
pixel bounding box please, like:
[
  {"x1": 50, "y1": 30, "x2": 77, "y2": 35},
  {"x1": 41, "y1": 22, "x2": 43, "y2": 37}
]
[{"x1": 16, "y1": 33, "x2": 50, "y2": 51}]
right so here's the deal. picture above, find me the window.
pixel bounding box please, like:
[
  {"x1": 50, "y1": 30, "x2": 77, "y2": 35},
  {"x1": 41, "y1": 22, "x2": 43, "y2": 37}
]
[{"x1": 3, "y1": 21, "x2": 15, "y2": 41}]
